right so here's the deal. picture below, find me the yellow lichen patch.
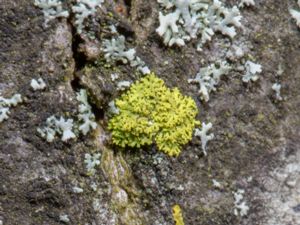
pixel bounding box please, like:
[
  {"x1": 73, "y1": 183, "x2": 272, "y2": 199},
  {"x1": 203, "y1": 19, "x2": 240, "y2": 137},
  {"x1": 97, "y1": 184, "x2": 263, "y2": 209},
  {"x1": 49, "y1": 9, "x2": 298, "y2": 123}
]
[
  {"x1": 108, "y1": 73, "x2": 200, "y2": 157},
  {"x1": 173, "y1": 204, "x2": 185, "y2": 225}
]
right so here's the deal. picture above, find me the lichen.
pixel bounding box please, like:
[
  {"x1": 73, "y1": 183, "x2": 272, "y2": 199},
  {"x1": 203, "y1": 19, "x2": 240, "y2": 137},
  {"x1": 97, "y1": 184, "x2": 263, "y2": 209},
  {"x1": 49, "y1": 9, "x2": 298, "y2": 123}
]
[
  {"x1": 102, "y1": 35, "x2": 150, "y2": 74},
  {"x1": 0, "y1": 93, "x2": 22, "y2": 123},
  {"x1": 116, "y1": 81, "x2": 131, "y2": 91},
  {"x1": 72, "y1": 0, "x2": 104, "y2": 34},
  {"x1": 72, "y1": 186, "x2": 84, "y2": 193},
  {"x1": 76, "y1": 89, "x2": 97, "y2": 135},
  {"x1": 239, "y1": 0, "x2": 255, "y2": 8},
  {"x1": 37, "y1": 89, "x2": 97, "y2": 142},
  {"x1": 194, "y1": 122, "x2": 214, "y2": 156},
  {"x1": 233, "y1": 189, "x2": 249, "y2": 217},
  {"x1": 108, "y1": 73, "x2": 200, "y2": 157},
  {"x1": 242, "y1": 61, "x2": 262, "y2": 83},
  {"x1": 35, "y1": 0, "x2": 104, "y2": 33},
  {"x1": 31, "y1": 78, "x2": 47, "y2": 91},
  {"x1": 59, "y1": 214, "x2": 70, "y2": 223},
  {"x1": 188, "y1": 61, "x2": 231, "y2": 102},
  {"x1": 156, "y1": 0, "x2": 242, "y2": 50},
  {"x1": 37, "y1": 116, "x2": 76, "y2": 142},
  {"x1": 84, "y1": 153, "x2": 101, "y2": 175},
  {"x1": 34, "y1": 0, "x2": 69, "y2": 26},
  {"x1": 272, "y1": 83, "x2": 283, "y2": 101},
  {"x1": 290, "y1": 0, "x2": 300, "y2": 28},
  {"x1": 173, "y1": 204, "x2": 185, "y2": 225}
]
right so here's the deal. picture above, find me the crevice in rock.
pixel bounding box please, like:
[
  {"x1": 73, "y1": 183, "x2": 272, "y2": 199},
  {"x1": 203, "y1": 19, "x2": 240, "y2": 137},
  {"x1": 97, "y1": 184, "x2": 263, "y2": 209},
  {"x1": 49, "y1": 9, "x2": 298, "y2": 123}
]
[
  {"x1": 116, "y1": 22, "x2": 135, "y2": 39},
  {"x1": 90, "y1": 101, "x2": 105, "y2": 121},
  {"x1": 69, "y1": 21, "x2": 87, "y2": 71},
  {"x1": 124, "y1": 0, "x2": 132, "y2": 16},
  {"x1": 70, "y1": 75, "x2": 81, "y2": 92},
  {"x1": 67, "y1": 18, "x2": 105, "y2": 121}
]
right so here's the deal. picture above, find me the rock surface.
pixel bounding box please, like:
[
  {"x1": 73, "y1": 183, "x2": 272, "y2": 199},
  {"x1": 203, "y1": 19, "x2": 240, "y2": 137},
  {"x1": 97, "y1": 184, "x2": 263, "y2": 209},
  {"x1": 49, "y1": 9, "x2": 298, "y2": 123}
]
[{"x1": 0, "y1": 0, "x2": 299, "y2": 225}]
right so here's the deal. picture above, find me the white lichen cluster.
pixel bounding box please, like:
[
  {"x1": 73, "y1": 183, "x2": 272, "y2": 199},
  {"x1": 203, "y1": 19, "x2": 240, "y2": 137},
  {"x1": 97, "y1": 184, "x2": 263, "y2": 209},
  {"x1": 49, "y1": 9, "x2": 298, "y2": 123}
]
[
  {"x1": 110, "y1": 72, "x2": 132, "y2": 92},
  {"x1": 239, "y1": 0, "x2": 255, "y2": 8},
  {"x1": 59, "y1": 214, "x2": 70, "y2": 223},
  {"x1": 272, "y1": 83, "x2": 283, "y2": 101},
  {"x1": 76, "y1": 89, "x2": 97, "y2": 135},
  {"x1": 226, "y1": 44, "x2": 244, "y2": 61},
  {"x1": 108, "y1": 101, "x2": 119, "y2": 115},
  {"x1": 242, "y1": 60, "x2": 262, "y2": 83},
  {"x1": 233, "y1": 189, "x2": 249, "y2": 217},
  {"x1": 34, "y1": 0, "x2": 69, "y2": 26},
  {"x1": 116, "y1": 81, "x2": 131, "y2": 90},
  {"x1": 102, "y1": 35, "x2": 150, "y2": 74},
  {"x1": 92, "y1": 198, "x2": 101, "y2": 211},
  {"x1": 212, "y1": 179, "x2": 222, "y2": 188},
  {"x1": 34, "y1": 0, "x2": 104, "y2": 33},
  {"x1": 188, "y1": 61, "x2": 231, "y2": 102},
  {"x1": 73, "y1": 186, "x2": 84, "y2": 193},
  {"x1": 72, "y1": 0, "x2": 104, "y2": 34},
  {"x1": 194, "y1": 122, "x2": 215, "y2": 156},
  {"x1": 156, "y1": 0, "x2": 242, "y2": 50},
  {"x1": 84, "y1": 153, "x2": 101, "y2": 175},
  {"x1": 290, "y1": 0, "x2": 300, "y2": 28},
  {"x1": 0, "y1": 93, "x2": 22, "y2": 123},
  {"x1": 90, "y1": 182, "x2": 98, "y2": 191},
  {"x1": 110, "y1": 73, "x2": 119, "y2": 82},
  {"x1": 38, "y1": 89, "x2": 97, "y2": 142},
  {"x1": 31, "y1": 78, "x2": 46, "y2": 91},
  {"x1": 37, "y1": 116, "x2": 76, "y2": 142},
  {"x1": 152, "y1": 153, "x2": 164, "y2": 165}
]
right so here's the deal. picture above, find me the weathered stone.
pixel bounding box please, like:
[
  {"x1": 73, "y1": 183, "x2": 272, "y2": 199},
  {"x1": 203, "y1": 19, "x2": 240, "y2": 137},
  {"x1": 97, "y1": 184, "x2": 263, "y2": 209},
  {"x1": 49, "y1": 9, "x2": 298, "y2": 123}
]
[{"x1": 1, "y1": 0, "x2": 300, "y2": 225}]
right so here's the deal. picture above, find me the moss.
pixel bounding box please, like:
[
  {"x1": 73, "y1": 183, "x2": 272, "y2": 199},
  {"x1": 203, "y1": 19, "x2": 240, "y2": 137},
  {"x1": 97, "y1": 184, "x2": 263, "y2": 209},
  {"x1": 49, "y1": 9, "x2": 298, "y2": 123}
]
[
  {"x1": 101, "y1": 148, "x2": 144, "y2": 225},
  {"x1": 225, "y1": 132, "x2": 234, "y2": 140},
  {"x1": 108, "y1": 73, "x2": 200, "y2": 157},
  {"x1": 195, "y1": 205, "x2": 215, "y2": 215},
  {"x1": 256, "y1": 113, "x2": 265, "y2": 122}
]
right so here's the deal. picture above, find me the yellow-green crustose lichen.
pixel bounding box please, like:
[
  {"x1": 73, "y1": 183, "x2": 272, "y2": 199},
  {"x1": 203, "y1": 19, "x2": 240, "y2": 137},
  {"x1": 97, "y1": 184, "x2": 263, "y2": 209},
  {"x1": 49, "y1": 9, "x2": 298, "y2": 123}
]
[
  {"x1": 108, "y1": 73, "x2": 200, "y2": 157},
  {"x1": 172, "y1": 204, "x2": 185, "y2": 225}
]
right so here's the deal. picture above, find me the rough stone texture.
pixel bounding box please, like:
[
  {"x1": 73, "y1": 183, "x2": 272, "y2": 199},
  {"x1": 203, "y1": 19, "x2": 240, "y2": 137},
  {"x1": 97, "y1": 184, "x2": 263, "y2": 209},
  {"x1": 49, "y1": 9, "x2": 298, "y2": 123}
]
[{"x1": 0, "y1": 0, "x2": 299, "y2": 225}]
